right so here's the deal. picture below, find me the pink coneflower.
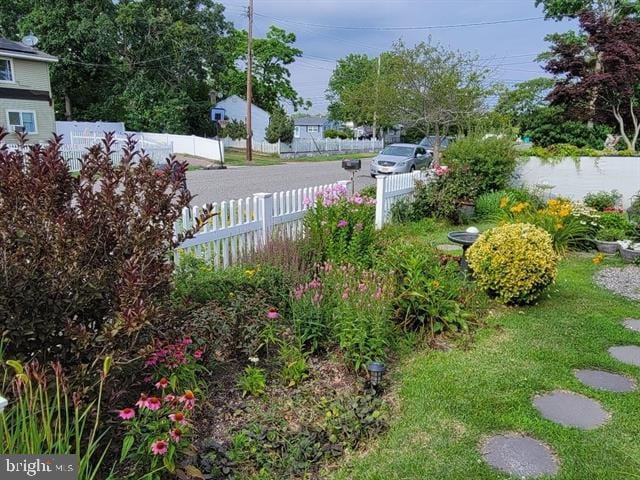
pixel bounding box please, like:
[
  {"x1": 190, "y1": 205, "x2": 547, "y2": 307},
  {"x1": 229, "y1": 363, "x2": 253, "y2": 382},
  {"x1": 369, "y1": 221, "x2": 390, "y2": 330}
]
[
  {"x1": 179, "y1": 390, "x2": 196, "y2": 410},
  {"x1": 342, "y1": 289, "x2": 350, "y2": 300},
  {"x1": 147, "y1": 396, "x2": 162, "y2": 411},
  {"x1": 182, "y1": 337, "x2": 193, "y2": 346},
  {"x1": 169, "y1": 411, "x2": 188, "y2": 425},
  {"x1": 135, "y1": 394, "x2": 149, "y2": 409},
  {"x1": 337, "y1": 219, "x2": 348, "y2": 228},
  {"x1": 170, "y1": 428, "x2": 183, "y2": 443},
  {"x1": 164, "y1": 394, "x2": 176, "y2": 403},
  {"x1": 151, "y1": 439, "x2": 168, "y2": 456},
  {"x1": 155, "y1": 377, "x2": 169, "y2": 390},
  {"x1": 193, "y1": 349, "x2": 203, "y2": 360},
  {"x1": 118, "y1": 408, "x2": 135, "y2": 420},
  {"x1": 267, "y1": 308, "x2": 279, "y2": 319}
]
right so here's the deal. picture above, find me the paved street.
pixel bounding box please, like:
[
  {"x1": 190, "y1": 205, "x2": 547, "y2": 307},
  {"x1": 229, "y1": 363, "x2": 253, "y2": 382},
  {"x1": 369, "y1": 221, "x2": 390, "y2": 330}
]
[{"x1": 186, "y1": 159, "x2": 376, "y2": 205}]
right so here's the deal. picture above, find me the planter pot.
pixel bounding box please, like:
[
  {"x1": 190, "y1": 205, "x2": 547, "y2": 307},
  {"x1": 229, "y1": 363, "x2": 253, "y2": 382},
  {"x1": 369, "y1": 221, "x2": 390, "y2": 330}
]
[
  {"x1": 620, "y1": 247, "x2": 640, "y2": 263},
  {"x1": 594, "y1": 240, "x2": 619, "y2": 254},
  {"x1": 457, "y1": 203, "x2": 475, "y2": 222}
]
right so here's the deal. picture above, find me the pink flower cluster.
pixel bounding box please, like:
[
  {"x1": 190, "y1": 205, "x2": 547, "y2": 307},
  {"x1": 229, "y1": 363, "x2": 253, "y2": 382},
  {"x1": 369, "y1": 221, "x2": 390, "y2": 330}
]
[
  {"x1": 293, "y1": 275, "x2": 324, "y2": 304},
  {"x1": 145, "y1": 337, "x2": 203, "y2": 369},
  {"x1": 348, "y1": 194, "x2": 376, "y2": 206},
  {"x1": 303, "y1": 184, "x2": 349, "y2": 208},
  {"x1": 433, "y1": 165, "x2": 450, "y2": 176}
]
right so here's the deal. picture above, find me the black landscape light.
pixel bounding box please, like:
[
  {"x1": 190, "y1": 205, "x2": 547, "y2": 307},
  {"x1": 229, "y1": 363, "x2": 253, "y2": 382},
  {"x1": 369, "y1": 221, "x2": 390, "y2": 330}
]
[{"x1": 367, "y1": 362, "x2": 386, "y2": 388}]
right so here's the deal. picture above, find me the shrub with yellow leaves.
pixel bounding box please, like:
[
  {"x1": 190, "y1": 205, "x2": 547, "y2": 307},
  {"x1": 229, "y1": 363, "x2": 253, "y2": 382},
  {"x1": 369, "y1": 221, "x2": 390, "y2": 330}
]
[{"x1": 467, "y1": 223, "x2": 559, "y2": 305}]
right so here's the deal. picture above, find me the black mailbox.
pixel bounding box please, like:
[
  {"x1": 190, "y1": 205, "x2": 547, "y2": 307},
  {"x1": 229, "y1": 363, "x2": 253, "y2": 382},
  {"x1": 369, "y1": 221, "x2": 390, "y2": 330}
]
[{"x1": 342, "y1": 159, "x2": 361, "y2": 171}]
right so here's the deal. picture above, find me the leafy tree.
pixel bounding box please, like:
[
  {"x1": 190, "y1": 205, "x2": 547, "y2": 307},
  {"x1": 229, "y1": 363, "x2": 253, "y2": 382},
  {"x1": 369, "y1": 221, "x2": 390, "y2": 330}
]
[
  {"x1": 223, "y1": 26, "x2": 307, "y2": 113},
  {"x1": 535, "y1": 0, "x2": 639, "y2": 19},
  {"x1": 495, "y1": 78, "x2": 556, "y2": 124},
  {"x1": 265, "y1": 110, "x2": 294, "y2": 143},
  {"x1": 222, "y1": 119, "x2": 247, "y2": 140},
  {"x1": 381, "y1": 40, "x2": 490, "y2": 161},
  {"x1": 327, "y1": 54, "x2": 376, "y2": 123},
  {"x1": 544, "y1": 11, "x2": 640, "y2": 150}
]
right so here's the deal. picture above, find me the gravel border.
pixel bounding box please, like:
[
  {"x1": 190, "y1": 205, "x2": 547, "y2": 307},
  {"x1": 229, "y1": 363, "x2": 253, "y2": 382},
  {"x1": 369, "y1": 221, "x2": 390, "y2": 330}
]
[{"x1": 594, "y1": 266, "x2": 640, "y2": 301}]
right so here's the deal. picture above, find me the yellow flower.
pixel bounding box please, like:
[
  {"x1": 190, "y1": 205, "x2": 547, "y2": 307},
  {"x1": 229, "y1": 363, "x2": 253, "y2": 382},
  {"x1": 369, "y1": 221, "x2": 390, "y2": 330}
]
[
  {"x1": 499, "y1": 197, "x2": 509, "y2": 209},
  {"x1": 245, "y1": 269, "x2": 256, "y2": 277},
  {"x1": 430, "y1": 280, "x2": 441, "y2": 289},
  {"x1": 555, "y1": 222, "x2": 564, "y2": 230},
  {"x1": 510, "y1": 202, "x2": 529, "y2": 214},
  {"x1": 592, "y1": 253, "x2": 605, "y2": 265}
]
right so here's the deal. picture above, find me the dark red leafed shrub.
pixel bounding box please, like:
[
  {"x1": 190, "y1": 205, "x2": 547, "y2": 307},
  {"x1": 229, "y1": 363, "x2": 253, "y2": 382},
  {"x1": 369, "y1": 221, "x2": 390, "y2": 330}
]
[{"x1": 0, "y1": 129, "x2": 209, "y2": 368}]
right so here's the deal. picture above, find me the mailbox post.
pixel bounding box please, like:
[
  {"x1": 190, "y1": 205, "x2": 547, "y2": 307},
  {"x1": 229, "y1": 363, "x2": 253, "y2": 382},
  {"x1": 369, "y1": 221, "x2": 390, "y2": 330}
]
[{"x1": 341, "y1": 159, "x2": 361, "y2": 195}]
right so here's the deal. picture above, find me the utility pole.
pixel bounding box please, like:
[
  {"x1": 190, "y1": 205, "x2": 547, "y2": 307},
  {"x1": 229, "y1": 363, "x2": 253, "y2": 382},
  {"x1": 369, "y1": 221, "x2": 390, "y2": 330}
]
[
  {"x1": 372, "y1": 55, "x2": 381, "y2": 141},
  {"x1": 246, "y1": 0, "x2": 254, "y2": 163}
]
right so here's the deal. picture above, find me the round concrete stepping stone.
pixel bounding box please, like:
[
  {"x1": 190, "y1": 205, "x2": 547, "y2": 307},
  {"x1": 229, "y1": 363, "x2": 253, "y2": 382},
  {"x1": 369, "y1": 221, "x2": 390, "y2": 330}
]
[
  {"x1": 436, "y1": 243, "x2": 460, "y2": 252},
  {"x1": 609, "y1": 345, "x2": 640, "y2": 367},
  {"x1": 575, "y1": 369, "x2": 636, "y2": 392},
  {"x1": 623, "y1": 319, "x2": 640, "y2": 332},
  {"x1": 533, "y1": 390, "x2": 609, "y2": 429},
  {"x1": 481, "y1": 434, "x2": 559, "y2": 478}
]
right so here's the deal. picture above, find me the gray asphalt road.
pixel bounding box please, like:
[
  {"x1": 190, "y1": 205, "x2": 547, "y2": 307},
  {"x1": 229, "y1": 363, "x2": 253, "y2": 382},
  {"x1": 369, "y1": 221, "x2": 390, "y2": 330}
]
[{"x1": 186, "y1": 159, "x2": 376, "y2": 206}]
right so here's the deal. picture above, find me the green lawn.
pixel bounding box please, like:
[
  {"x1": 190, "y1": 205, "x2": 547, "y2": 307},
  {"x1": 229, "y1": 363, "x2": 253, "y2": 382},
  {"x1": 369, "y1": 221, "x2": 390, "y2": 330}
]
[
  {"x1": 223, "y1": 148, "x2": 375, "y2": 167},
  {"x1": 334, "y1": 229, "x2": 640, "y2": 479}
]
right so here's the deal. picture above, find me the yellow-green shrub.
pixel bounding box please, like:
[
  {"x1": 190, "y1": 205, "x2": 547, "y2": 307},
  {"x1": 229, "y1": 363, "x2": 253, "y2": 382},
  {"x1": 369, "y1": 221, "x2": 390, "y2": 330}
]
[{"x1": 467, "y1": 223, "x2": 558, "y2": 304}]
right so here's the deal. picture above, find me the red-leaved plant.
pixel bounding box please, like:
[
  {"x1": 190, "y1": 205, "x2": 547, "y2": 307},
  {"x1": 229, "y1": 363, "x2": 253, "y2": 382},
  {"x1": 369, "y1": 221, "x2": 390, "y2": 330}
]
[{"x1": 0, "y1": 129, "x2": 211, "y2": 370}]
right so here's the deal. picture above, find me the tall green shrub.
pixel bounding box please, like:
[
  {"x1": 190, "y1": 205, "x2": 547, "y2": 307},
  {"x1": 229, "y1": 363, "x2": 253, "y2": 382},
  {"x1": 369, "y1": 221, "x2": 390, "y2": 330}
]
[
  {"x1": 443, "y1": 136, "x2": 518, "y2": 195},
  {"x1": 265, "y1": 111, "x2": 294, "y2": 143}
]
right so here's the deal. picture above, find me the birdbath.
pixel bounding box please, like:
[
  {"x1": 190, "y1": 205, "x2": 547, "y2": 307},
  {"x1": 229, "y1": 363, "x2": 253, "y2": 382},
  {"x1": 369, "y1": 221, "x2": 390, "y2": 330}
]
[{"x1": 447, "y1": 231, "x2": 479, "y2": 272}]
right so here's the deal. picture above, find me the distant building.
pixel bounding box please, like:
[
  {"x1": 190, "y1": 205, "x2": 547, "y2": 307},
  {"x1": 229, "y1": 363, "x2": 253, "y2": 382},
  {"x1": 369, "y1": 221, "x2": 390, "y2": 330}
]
[
  {"x1": 293, "y1": 116, "x2": 333, "y2": 140},
  {"x1": 214, "y1": 95, "x2": 270, "y2": 142},
  {"x1": 0, "y1": 37, "x2": 58, "y2": 144}
]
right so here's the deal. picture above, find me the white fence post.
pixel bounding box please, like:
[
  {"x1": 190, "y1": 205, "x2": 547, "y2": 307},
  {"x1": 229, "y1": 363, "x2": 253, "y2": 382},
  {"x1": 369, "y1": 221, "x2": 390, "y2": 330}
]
[
  {"x1": 375, "y1": 175, "x2": 387, "y2": 230},
  {"x1": 254, "y1": 192, "x2": 274, "y2": 246}
]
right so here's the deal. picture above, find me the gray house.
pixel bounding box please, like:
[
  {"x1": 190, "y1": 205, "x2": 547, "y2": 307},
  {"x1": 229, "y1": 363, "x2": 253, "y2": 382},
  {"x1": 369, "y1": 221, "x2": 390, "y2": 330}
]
[
  {"x1": 214, "y1": 95, "x2": 270, "y2": 142},
  {"x1": 293, "y1": 116, "x2": 333, "y2": 140}
]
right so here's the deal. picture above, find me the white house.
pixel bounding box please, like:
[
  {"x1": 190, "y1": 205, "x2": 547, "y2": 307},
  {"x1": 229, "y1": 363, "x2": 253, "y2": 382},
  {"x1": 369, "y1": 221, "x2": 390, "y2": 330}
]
[{"x1": 214, "y1": 95, "x2": 270, "y2": 142}]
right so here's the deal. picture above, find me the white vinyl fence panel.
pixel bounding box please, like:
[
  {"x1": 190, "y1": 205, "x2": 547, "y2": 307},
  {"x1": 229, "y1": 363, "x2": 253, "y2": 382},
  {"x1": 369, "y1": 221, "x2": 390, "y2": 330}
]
[
  {"x1": 222, "y1": 137, "x2": 383, "y2": 156},
  {"x1": 222, "y1": 138, "x2": 280, "y2": 154},
  {"x1": 375, "y1": 171, "x2": 431, "y2": 229},
  {"x1": 176, "y1": 180, "x2": 351, "y2": 267},
  {"x1": 131, "y1": 132, "x2": 224, "y2": 162}
]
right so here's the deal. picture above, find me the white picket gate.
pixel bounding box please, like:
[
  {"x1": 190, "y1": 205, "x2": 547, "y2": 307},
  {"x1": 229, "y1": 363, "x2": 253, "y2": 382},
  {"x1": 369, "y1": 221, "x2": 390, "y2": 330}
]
[
  {"x1": 375, "y1": 171, "x2": 431, "y2": 229},
  {"x1": 176, "y1": 180, "x2": 351, "y2": 267}
]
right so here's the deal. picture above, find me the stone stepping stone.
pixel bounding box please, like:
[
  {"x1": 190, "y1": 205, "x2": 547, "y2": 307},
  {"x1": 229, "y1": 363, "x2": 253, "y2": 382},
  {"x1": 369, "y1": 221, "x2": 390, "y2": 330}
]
[
  {"x1": 481, "y1": 434, "x2": 559, "y2": 478},
  {"x1": 436, "y1": 243, "x2": 460, "y2": 252},
  {"x1": 533, "y1": 390, "x2": 609, "y2": 429},
  {"x1": 609, "y1": 346, "x2": 640, "y2": 367},
  {"x1": 575, "y1": 369, "x2": 636, "y2": 392},
  {"x1": 623, "y1": 319, "x2": 640, "y2": 332}
]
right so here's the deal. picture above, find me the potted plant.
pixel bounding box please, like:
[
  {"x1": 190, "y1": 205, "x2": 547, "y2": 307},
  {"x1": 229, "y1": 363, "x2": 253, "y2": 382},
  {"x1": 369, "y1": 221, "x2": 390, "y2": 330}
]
[
  {"x1": 594, "y1": 227, "x2": 626, "y2": 253},
  {"x1": 618, "y1": 240, "x2": 640, "y2": 263}
]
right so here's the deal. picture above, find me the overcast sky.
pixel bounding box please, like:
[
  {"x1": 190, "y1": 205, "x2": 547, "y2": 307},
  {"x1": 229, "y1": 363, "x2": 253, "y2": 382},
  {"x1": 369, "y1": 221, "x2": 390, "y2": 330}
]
[{"x1": 221, "y1": 0, "x2": 575, "y2": 114}]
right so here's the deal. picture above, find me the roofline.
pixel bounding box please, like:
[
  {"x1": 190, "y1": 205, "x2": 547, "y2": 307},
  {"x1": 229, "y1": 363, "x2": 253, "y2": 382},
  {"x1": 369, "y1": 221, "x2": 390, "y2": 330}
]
[{"x1": 0, "y1": 50, "x2": 58, "y2": 63}]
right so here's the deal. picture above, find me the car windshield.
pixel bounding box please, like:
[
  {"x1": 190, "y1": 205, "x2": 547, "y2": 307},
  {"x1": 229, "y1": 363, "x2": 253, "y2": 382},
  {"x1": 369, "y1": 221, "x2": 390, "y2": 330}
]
[
  {"x1": 420, "y1": 137, "x2": 448, "y2": 148},
  {"x1": 380, "y1": 146, "x2": 414, "y2": 157}
]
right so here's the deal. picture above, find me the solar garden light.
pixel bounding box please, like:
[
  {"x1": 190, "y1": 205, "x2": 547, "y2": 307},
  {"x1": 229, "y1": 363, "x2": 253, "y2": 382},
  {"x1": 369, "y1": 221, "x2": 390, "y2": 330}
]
[
  {"x1": 0, "y1": 395, "x2": 7, "y2": 413},
  {"x1": 367, "y1": 362, "x2": 386, "y2": 389}
]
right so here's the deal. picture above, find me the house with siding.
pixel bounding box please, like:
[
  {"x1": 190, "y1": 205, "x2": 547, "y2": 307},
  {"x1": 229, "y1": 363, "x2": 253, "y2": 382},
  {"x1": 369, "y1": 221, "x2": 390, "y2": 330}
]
[
  {"x1": 293, "y1": 116, "x2": 333, "y2": 140},
  {"x1": 0, "y1": 37, "x2": 57, "y2": 144},
  {"x1": 214, "y1": 95, "x2": 270, "y2": 142}
]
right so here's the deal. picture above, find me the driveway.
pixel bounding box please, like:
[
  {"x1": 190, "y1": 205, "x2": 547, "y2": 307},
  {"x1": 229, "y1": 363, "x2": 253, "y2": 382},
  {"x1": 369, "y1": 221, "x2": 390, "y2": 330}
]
[{"x1": 187, "y1": 159, "x2": 376, "y2": 206}]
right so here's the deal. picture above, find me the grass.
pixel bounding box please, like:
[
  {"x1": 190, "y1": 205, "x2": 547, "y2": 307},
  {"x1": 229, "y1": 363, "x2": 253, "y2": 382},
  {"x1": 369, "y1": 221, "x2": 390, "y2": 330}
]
[
  {"x1": 334, "y1": 224, "x2": 640, "y2": 479},
  {"x1": 223, "y1": 148, "x2": 375, "y2": 167}
]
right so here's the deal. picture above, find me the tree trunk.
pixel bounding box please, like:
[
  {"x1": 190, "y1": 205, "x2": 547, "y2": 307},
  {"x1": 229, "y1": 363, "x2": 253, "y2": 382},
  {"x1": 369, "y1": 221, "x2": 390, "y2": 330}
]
[
  {"x1": 612, "y1": 104, "x2": 633, "y2": 151},
  {"x1": 64, "y1": 93, "x2": 72, "y2": 121},
  {"x1": 433, "y1": 124, "x2": 441, "y2": 165}
]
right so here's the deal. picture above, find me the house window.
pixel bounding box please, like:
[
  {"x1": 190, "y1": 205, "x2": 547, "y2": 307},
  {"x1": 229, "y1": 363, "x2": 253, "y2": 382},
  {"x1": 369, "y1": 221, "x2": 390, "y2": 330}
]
[
  {"x1": 294, "y1": 126, "x2": 301, "y2": 138},
  {"x1": 307, "y1": 126, "x2": 319, "y2": 133},
  {"x1": 0, "y1": 58, "x2": 14, "y2": 82},
  {"x1": 7, "y1": 111, "x2": 37, "y2": 133}
]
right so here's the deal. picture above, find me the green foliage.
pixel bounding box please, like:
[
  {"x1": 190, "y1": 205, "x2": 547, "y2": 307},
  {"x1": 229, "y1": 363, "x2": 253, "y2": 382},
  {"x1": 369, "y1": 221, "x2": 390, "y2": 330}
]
[
  {"x1": 377, "y1": 244, "x2": 472, "y2": 335},
  {"x1": 628, "y1": 191, "x2": 640, "y2": 223},
  {"x1": 358, "y1": 184, "x2": 377, "y2": 199},
  {"x1": 264, "y1": 110, "x2": 294, "y2": 143},
  {"x1": 584, "y1": 190, "x2": 623, "y2": 211},
  {"x1": 595, "y1": 227, "x2": 627, "y2": 241},
  {"x1": 495, "y1": 77, "x2": 556, "y2": 125},
  {"x1": 0, "y1": 357, "x2": 109, "y2": 479},
  {"x1": 222, "y1": 119, "x2": 247, "y2": 140},
  {"x1": 238, "y1": 366, "x2": 267, "y2": 397},
  {"x1": 528, "y1": 143, "x2": 605, "y2": 158},
  {"x1": 468, "y1": 223, "x2": 559, "y2": 304},
  {"x1": 278, "y1": 342, "x2": 309, "y2": 387},
  {"x1": 475, "y1": 188, "x2": 544, "y2": 221},
  {"x1": 327, "y1": 53, "x2": 378, "y2": 125},
  {"x1": 302, "y1": 185, "x2": 377, "y2": 267},
  {"x1": 521, "y1": 106, "x2": 612, "y2": 148},
  {"x1": 595, "y1": 211, "x2": 635, "y2": 233},
  {"x1": 324, "y1": 129, "x2": 352, "y2": 139},
  {"x1": 443, "y1": 136, "x2": 519, "y2": 195}
]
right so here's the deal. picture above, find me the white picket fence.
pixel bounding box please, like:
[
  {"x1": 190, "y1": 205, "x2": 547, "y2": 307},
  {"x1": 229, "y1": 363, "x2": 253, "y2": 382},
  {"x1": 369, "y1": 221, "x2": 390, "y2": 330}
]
[
  {"x1": 176, "y1": 171, "x2": 429, "y2": 267},
  {"x1": 176, "y1": 180, "x2": 351, "y2": 268},
  {"x1": 222, "y1": 137, "x2": 383, "y2": 156},
  {"x1": 375, "y1": 171, "x2": 430, "y2": 229}
]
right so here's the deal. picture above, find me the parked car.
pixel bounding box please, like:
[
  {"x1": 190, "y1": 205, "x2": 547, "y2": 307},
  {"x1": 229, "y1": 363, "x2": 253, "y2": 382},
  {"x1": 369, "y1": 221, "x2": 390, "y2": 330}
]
[
  {"x1": 370, "y1": 143, "x2": 431, "y2": 177},
  {"x1": 419, "y1": 136, "x2": 452, "y2": 155}
]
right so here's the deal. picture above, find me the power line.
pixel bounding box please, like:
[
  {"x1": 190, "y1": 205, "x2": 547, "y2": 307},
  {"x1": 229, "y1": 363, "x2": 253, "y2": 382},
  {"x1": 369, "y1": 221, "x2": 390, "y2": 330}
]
[{"x1": 253, "y1": 13, "x2": 545, "y2": 31}]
